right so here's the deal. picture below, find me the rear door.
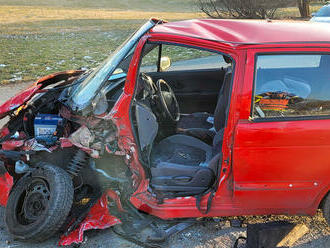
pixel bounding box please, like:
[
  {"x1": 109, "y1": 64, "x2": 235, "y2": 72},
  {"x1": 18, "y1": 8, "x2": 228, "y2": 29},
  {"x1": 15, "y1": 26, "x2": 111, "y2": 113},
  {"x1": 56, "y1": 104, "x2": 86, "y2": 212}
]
[{"x1": 233, "y1": 48, "x2": 330, "y2": 213}]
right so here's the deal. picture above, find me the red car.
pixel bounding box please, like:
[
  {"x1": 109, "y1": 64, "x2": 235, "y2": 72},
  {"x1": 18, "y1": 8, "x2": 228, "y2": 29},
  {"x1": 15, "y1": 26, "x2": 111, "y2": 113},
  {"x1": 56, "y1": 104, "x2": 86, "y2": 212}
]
[{"x1": 0, "y1": 18, "x2": 330, "y2": 246}]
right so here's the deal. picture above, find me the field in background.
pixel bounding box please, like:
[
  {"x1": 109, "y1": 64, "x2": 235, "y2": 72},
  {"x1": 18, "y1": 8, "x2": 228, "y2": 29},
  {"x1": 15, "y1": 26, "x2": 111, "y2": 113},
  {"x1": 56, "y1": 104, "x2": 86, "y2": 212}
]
[
  {"x1": 0, "y1": 0, "x2": 200, "y2": 84},
  {"x1": 0, "y1": 0, "x2": 323, "y2": 84}
]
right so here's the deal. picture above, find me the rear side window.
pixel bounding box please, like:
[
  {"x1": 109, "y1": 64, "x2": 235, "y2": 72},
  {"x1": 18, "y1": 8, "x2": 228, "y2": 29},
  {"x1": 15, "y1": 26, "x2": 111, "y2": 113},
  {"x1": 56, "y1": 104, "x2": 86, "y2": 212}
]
[{"x1": 252, "y1": 54, "x2": 330, "y2": 119}]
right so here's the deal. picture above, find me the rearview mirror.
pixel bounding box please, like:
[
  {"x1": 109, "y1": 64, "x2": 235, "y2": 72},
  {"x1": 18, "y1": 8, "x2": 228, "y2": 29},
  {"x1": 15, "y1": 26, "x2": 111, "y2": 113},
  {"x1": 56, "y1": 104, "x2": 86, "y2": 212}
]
[{"x1": 160, "y1": 56, "x2": 171, "y2": 72}]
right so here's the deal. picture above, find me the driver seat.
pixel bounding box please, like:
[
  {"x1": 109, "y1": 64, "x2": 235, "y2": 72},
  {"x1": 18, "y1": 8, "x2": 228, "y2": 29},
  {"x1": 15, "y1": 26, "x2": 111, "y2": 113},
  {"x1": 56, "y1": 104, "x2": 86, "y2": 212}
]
[{"x1": 150, "y1": 69, "x2": 232, "y2": 197}]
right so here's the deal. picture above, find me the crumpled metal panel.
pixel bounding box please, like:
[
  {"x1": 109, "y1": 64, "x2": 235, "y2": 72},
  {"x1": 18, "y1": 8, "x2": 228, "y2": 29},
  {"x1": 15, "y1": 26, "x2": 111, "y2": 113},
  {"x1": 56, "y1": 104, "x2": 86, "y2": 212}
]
[
  {"x1": 0, "y1": 172, "x2": 13, "y2": 206},
  {"x1": 0, "y1": 70, "x2": 84, "y2": 120},
  {"x1": 150, "y1": 19, "x2": 330, "y2": 45},
  {"x1": 59, "y1": 192, "x2": 121, "y2": 246},
  {"x1": 0, "y1": 83, "x2": 42, "y2": 119}
]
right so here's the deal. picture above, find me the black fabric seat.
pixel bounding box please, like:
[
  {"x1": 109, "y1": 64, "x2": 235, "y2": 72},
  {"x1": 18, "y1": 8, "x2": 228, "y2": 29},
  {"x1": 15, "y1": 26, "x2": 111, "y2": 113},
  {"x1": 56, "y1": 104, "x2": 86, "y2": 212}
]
[
  {"x1": 177, "y1": 67, "x2": 232, "y2": 144},
  {"x1": 150, "y1": 68, "x2": 232, "y2": 197},
  {"x1": 151, "y1": 135, "x2": 213, "y2": 168}
]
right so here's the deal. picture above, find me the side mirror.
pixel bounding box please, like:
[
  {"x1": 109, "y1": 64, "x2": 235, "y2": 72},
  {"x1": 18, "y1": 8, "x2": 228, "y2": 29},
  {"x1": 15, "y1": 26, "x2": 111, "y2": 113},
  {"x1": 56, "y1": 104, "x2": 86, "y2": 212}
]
[
  {"x1": 113, "y1": 68, "x2": 124, "y2": 74},
  {"x1": 311, "y1": 12, "x2": 316, "y2": 17},
  {"x1": 160, "y1": 56, "x2": 171, "y2": 72}
]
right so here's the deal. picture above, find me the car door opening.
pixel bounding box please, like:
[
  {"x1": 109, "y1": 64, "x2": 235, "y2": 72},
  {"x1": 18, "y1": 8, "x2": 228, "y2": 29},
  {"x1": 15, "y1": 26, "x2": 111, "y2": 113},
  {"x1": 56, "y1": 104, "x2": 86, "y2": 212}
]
[{"x1": 130, "y1": 42, "x2": 234, "y2": 198}]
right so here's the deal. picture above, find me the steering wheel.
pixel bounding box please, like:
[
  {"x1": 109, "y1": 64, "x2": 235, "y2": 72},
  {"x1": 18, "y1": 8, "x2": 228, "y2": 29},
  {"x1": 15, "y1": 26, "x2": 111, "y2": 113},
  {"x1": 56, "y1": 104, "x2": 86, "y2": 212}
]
[{"x1": 156, "y1": 79, "x2": 180, "y2": 122}]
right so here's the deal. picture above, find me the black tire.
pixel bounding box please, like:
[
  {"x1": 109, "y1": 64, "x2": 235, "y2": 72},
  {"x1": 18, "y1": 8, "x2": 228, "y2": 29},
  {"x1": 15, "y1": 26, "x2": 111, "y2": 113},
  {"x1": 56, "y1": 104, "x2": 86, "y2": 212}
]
[
  {"x1": 322, "y1": 193, "x2": 330, "y2": 226},
  {"x1": 5, "y1": 163, "x2": 73, "y2": 242}
]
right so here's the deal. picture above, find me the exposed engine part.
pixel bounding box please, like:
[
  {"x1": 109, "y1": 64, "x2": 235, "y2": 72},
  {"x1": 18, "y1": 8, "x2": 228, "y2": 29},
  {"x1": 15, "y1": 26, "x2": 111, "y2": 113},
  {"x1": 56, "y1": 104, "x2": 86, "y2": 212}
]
[
  {"x1": 0, "y1": 150, "x2": 34, "y2": 161},
  {"x1": 67, "y1": 150, "x2": 87, "y2": 177},
  {"x1": 34, "y1": 114, "x2": 63, "y2": 145},
  {"x1": 64, "y1": 190, "x2": 102, "y2": 236},
  {"x1": 15, "y1": 160, "x2": 30, "y2": 174},
  {"x1": 90, "y1": 160, "x2": 127, "y2": 184},
  {"x1": 10, "y1": 132, "x2": 20, "y2": 139},
  {"x1": 25, "y1": 138, "x2": 52, "y2": 153},
  {"x1": 69, "y1": 125, "x2": 94, "y2": 148}
]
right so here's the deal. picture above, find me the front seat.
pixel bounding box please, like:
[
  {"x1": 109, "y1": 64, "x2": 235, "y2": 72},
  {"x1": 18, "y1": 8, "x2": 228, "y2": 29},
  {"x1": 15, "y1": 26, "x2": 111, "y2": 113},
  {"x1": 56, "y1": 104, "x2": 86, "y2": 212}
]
[
  {"x1": 150, "y1": 69, "x2": 232, "y2": 198},
  {"x1": 176, "y1": 67, "x2": 233, "y2": 144}
]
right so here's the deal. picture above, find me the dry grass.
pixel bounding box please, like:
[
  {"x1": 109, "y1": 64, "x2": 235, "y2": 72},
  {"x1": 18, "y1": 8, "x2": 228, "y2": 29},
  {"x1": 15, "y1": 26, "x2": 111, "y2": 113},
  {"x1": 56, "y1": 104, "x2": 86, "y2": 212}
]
[
  {"x1": 0, "y1": 0, "x2": 325, "y2": 84},
  {"x1": 0, "y1": 0, "x2": 198, "y2": 12},
  {"x1": 0, "y1": 5, "x2": 204, "y2": 25},
  {"x1": 276, "y1": 5, "x2": 323, "y2": 19},
  {"x1": 0, "y1": 1, "x2": 204, "y2": 84}
]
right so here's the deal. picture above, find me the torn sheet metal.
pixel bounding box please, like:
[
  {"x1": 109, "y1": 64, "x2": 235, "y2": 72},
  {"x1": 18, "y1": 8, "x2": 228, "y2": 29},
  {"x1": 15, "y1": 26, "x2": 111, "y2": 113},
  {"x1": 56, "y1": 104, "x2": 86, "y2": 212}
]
[
  {"x1": 59, "y1": 191, "x2": 122, "y2": 246},
  {"x1": 24, "y1": 138, "x2": 52, "y2": 152},
  {"x1": 0, "y1": 172, "x2": 13, "y2": 206},
  {"x1": 0, "y1": 70, "x2": 84, "y2": 120},
  {"x1": 69, "y1": 126, "x2": 95, "y2": 148},
  {"x1": 1, "y1": 140, "x2": 25, "y2": 150}
]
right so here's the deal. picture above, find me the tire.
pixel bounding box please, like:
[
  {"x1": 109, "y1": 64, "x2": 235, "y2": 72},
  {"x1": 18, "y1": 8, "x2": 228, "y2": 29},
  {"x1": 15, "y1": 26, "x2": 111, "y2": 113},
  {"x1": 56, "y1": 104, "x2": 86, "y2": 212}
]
[
  {"x1": 5, "y1": 163, "x2": 74, "y2": 242},
  {"x1": 322, "y1": 193, "x2": 330, "y2": 226}
]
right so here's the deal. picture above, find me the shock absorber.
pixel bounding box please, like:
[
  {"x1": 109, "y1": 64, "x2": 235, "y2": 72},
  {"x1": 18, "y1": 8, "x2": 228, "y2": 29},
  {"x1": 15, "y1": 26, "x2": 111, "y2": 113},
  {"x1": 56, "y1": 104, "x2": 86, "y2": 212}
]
[{"x1": 67, "y1": 149, "x2": 87, "y2": 177}]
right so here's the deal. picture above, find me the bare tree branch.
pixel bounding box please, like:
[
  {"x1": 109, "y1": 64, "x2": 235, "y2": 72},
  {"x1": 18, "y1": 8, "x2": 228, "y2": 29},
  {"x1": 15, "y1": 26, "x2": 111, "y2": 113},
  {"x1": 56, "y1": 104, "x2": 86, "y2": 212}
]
[{"x1": 199, "y1": 0, "x2": 294, "y2": 19}]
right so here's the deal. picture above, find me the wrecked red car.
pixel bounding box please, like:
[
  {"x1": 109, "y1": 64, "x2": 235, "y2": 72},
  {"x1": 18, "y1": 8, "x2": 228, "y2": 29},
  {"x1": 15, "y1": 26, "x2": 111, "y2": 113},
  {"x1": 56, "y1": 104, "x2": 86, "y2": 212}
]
[{"x1": 0, "y1": 18, "x2": 330, "y2": 246}]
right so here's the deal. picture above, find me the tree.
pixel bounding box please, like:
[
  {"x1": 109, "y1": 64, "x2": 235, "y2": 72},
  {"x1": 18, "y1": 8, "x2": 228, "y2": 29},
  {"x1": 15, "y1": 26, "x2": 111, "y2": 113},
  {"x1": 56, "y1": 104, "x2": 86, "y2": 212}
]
[
  {"x1": 199, "y1": 0, "x2": 294, "y2": 19},
  {"x1": 297, "y1": 0, "x2": 310, "y2": 18}
]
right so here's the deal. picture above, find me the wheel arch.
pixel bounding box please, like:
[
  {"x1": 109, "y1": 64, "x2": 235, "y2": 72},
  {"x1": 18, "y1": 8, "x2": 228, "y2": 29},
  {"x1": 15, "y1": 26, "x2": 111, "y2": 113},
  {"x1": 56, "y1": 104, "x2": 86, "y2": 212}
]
[{"x1": 316, "y1": 185, "x2": 330, "y2": 209}]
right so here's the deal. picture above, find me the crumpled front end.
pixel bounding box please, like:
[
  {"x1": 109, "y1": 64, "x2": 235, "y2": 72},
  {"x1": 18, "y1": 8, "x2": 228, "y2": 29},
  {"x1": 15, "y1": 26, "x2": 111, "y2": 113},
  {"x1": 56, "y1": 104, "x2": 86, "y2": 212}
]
[{"x1": 0, "y1": 70, "x2": 130, "y2": 245}]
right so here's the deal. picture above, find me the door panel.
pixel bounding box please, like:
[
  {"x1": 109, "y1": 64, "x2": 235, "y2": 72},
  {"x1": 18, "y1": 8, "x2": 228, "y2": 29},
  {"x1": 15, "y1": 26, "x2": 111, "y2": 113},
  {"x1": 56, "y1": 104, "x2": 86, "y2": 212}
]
[
  {"x1": 148, "y1": 68, "x2": 226, "y2": 113},
  {"x1": 233, "y1": 119, "x2": 330, "y2": 211}
]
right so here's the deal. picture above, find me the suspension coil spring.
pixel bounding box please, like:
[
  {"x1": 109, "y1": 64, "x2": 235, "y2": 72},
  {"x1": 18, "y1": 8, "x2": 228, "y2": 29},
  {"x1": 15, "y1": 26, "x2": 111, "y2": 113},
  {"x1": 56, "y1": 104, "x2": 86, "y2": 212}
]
[{"x1": 67, "y1": 149, "x2": 87, "y2": 177}]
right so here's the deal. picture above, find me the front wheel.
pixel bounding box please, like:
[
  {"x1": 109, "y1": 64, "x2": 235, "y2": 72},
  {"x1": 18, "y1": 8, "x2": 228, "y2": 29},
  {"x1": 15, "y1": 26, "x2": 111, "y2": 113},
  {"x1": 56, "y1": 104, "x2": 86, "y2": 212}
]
[{"x1": 5, "y1": 163, "x2": 74, "y2": 242}]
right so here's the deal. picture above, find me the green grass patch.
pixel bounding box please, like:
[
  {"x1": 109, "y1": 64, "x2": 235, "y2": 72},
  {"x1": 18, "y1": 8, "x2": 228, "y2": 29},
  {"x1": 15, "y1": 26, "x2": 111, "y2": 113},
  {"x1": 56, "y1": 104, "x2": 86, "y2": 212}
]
[
  {"x1": 0, "y1": 19, "x2": 145, "y2": 83},
  {"x1": 0, "y1": 0, "x2": 198, "y2": 12},
  {"x1": 0, "y1": 0, "x2": 202, "y2": 84},
  {"x1": 0, "y1": 0, "x2": 326, "y2": 84}
]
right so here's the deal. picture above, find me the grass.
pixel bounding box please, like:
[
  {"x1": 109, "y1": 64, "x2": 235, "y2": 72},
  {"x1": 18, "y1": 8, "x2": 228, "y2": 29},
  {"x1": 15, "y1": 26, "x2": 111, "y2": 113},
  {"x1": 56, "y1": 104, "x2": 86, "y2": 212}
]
[
  {"x1": 0, "y1": 0, "x2": 199, "y2": 12},
  {"x1": 0, "y1": 1, "x2": 324, "y2": 84},
  {"x1": 0, "y1": 1, "x2": 203, "y2": 84},
  {"x1": 276, "y1": 5, "x2": 323, "y2": 19}
]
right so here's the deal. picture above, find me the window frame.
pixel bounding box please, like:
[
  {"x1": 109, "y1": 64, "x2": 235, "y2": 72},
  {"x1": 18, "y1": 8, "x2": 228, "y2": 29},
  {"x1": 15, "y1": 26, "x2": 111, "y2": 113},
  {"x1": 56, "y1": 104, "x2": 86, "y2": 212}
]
[
  {"x1": 250, "y1": 51, "x2": 330, "y2": 122},
  {"x1": 140, "y1": 40, "x2": 229, "y2": 73}
]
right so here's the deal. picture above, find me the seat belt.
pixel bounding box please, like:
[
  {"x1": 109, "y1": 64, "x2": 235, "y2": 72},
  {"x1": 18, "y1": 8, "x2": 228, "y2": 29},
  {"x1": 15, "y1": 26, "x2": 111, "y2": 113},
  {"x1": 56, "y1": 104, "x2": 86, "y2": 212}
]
[
  {"x1": 195, "y1": 153, "x2": 222, "y2": 214},
  {"x1": 196, "y1": 190, "x2": 216, "y2": 215}
]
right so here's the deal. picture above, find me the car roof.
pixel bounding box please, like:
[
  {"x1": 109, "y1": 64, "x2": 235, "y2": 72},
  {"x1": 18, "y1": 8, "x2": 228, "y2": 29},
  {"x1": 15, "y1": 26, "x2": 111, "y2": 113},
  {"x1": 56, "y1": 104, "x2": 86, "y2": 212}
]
[{"x1": 150, "y1": 19, "x2": 330, "y2": 46}]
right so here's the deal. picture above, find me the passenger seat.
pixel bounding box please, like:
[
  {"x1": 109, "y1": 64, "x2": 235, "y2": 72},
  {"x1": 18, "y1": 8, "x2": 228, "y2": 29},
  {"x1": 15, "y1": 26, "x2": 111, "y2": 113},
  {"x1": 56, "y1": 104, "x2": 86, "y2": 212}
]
[{"x1": 177, "y1": 67, "x2": 232, "y2": 144}]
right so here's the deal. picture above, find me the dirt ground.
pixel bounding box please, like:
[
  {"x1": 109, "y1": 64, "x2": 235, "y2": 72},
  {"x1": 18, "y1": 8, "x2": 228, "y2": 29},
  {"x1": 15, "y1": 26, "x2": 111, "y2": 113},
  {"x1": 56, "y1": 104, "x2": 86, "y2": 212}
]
[
  {"x1": 0, "y1": 205, "x2": 329, "y2": 248},
  {"x1": 0, "y1": 83, "x2": 329, "y2": 248}
]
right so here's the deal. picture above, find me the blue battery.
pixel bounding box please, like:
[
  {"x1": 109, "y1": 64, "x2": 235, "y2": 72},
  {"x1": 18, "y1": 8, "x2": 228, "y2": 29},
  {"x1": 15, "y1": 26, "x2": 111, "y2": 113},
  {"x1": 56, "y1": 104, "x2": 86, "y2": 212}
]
[{"x1": 34, "y1": 114, "x2": 63, "y2": 145}]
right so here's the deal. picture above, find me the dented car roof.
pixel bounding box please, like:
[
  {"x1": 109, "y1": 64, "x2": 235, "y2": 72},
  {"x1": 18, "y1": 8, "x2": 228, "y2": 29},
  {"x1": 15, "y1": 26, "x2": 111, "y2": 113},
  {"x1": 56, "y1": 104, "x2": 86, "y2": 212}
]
[{"x1": 151, "y1": 19, "x2": 330, "y2": 45}]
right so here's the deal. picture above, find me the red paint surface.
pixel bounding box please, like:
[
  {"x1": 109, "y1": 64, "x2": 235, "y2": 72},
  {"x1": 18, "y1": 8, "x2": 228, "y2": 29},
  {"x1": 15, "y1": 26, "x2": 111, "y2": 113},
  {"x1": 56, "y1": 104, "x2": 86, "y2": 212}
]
[
  {"x1": 0, "y1": 173, "x2": 13, "y2": 206},
  {"x1": 59, "y1": 191, "x2": 121, "y2": 246},
  {"x1": 2, "y1": 140, "x2": 24, "y2": 150},
  {"x1": 151, "y1": 19, "x2": 330, "y2": 45},
  {"x1": 112, "y1": 25, "x2": 330, "y2": 219},
  {"x1": 0, "y1": 19, "x2": 330, "y2": 244},
  {"x1": 0, "y1": 70, "x2": 83, "y2": 120}
]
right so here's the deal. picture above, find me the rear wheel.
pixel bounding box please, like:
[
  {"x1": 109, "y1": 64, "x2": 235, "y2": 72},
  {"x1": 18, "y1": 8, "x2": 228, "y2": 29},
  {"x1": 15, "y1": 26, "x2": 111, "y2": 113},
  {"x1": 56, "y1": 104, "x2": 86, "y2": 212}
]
[
  {"x1": 5, "y1": 163, "x2": 73, "y2": 241},
  {"x1": 322, "y1": 193, "x2": 330, "y2": 226}
]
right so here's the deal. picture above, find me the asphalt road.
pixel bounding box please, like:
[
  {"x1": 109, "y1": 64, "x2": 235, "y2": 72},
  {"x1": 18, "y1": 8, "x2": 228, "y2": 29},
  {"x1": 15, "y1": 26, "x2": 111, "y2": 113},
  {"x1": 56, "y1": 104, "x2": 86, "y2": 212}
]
[{"x1": 0, "y1": 82, "x2": 329, "y2": 248}]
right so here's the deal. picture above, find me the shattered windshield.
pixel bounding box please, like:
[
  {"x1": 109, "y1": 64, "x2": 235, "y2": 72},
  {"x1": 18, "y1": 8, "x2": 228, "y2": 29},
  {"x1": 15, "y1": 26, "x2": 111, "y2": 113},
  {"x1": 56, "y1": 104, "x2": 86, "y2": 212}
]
[{"x1": 67, "y1": 20, "x2": 157, "y2": 112}]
